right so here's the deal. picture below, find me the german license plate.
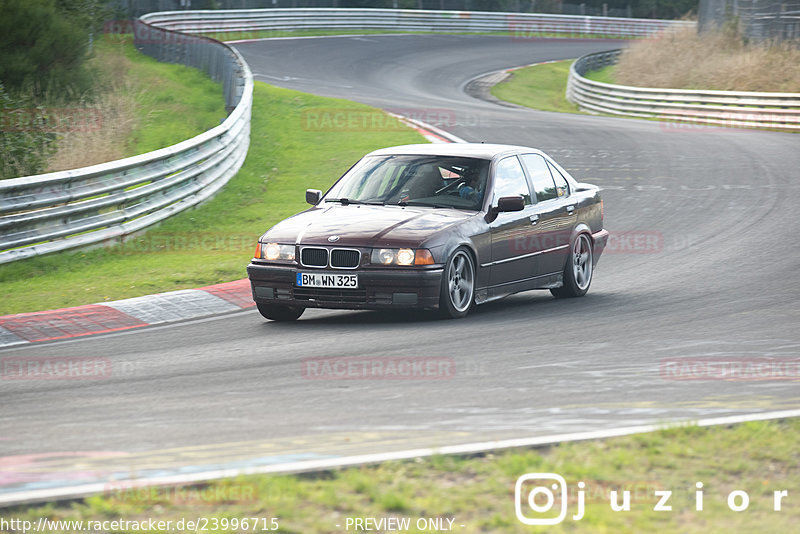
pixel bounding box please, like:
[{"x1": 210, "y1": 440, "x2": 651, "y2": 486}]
[{"x1": 296, "y1": 272, "x2": 358, "y2": 288}]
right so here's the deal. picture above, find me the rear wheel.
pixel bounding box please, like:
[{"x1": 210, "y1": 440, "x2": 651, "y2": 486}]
[
  {"x1": 439, "y1": 247, "x2": 475, "y2": 319},
  {"x1": 257, "y1": 303, "x2": 305, "y2": 321},
  {"x1": 551, "y1": 233, "x2": 593, "y2": 298}
]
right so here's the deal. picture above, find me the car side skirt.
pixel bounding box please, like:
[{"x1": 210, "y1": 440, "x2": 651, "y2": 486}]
[{"x1": 475, "y1": 272, "x2": 563, "y2": 305}]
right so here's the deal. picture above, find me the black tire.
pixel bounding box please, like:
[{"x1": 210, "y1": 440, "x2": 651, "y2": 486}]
[
  {"x1": 550, "y1": 232, "x2": 593, "y2": 299},
  {"x1": 257, "y1": 302, "x2": 305, "y2": 321},
  {"x1": 439, "y1": 247, "x2": 476, "y2": 319}
]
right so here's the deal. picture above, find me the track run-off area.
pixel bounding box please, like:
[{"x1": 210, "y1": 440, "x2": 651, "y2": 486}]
[{"x1": 2, "y1": 34, "x2": 799, "y2": 504}]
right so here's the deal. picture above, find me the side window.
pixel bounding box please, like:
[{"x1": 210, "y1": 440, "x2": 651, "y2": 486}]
[
  {"x1": 547, "y1": 161, "x2": 570, "y2": 198},
  {"x1": 520, "y1": 154, "x2": 557, "y2": 202},
  {"x1": 492, "y1": 156, "x2": 532, "y2": 205}
]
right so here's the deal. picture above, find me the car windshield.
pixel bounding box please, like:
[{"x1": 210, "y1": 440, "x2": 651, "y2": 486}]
[{"x1": 324, "y1": 155, "x2": 490, "y2": 211}]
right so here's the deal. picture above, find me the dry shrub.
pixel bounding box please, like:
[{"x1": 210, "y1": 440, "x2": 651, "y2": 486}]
[
  {"x1": 46, "y1": 45, "x2": 140, "y2": 172},
  {"x1": 46, "y1": 90, "x2": 139, "y2": 172},
  {"x1": 614, "y1": 26, "x2": 800, "y2": 93}
]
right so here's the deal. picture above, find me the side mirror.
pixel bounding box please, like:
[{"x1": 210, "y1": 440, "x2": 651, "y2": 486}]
[
  {"x1": 306, "y1": 189, "x2": 322, "y2": 205},
  {"x1": 496, "y1": 195, "x2": 525, "y2": 212}
]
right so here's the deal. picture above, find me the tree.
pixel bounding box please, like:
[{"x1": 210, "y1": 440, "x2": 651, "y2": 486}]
[{"x1": 0, "y1": 0, "x2": 107, "y2": 96}]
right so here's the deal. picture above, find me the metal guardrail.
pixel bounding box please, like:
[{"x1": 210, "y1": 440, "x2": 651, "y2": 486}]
[
  {"x1": 140, "y1": 8, "x2": 693, "y2": 38},
  {"x1": 0, "y1": 20, "x2": 253, "y2": 264},
  {"x1": 567, "y1": 50, "x2": 800, "y2": 130}
]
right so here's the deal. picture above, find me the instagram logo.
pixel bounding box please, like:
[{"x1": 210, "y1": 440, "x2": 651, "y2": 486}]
[{"x1": 515, "y1": 473, "x2": 577, "y2": 525}]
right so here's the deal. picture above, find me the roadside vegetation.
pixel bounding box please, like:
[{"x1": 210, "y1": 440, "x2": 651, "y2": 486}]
[
  {"x1": 1, "y1": 1, "x2": 224, "y2": 178},
  {"x1": 612, "y1": 26, "x2": 800, "y2": 92},
  {"x1": 7, "y1": 419, "x2": 799, "y2": 532},
  {"x1": 583, "y1": 65, "x2": 616, "y2": 84},
  {"x1": 0, "y1": 0, "x2": 107, "y2": 179},
  {"x1": 0, "y1": 81, "x2": 424, "y2": 315},
  {"x1": 47, "y1": 37, "x2": 226, "y2": 172},
  {"x1": 489, "y1": 26, "x2": 800, "y2": 121},
  {"x1": 490, "y1": 60, "x2": 578, "y2": 113}
]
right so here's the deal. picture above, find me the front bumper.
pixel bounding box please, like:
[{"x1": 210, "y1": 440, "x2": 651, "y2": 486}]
[{"x1": 247, "y1": 262, "x2": 443, "y2": 310}]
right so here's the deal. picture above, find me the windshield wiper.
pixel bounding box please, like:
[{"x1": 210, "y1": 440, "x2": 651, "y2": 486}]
[
  {"x1": 396, "y1": 200, "x2": 449, "y2": 208},
  {"x1": 325, "y1": 198, "x2": 384, "y2": 206}
]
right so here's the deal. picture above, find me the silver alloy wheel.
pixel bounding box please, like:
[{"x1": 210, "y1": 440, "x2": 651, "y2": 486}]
[
  {"x1": 573, "y1": 233, "x2": 593, "y2": 291},
  {"x1": 448, "y1": 250, "x2": 475, "y2": 313}
]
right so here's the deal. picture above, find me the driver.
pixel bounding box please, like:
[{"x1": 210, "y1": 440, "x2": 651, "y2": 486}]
[{"x1": 458, "y1": 167, "x2": 484, "y2": 203}]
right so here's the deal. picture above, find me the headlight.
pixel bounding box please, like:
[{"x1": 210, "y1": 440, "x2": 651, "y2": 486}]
[
  {"x1": 375, "y1": 248, "x2": 396, "y2": 264},
  {"x1": 370, "y1": 248, "x2": 435, "y2": 266},
  {"x1": 258, "y1": 243, "x2": 295, "y2": 262},
  {"x1": 396, "y1": 248, "x2": 415, "y2": 265}
]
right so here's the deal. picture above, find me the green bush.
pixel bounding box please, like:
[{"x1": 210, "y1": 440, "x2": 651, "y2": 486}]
[
  {"x1": 0, "y1": 0, "x2": 108, "y2": 178},
  {"x1": 1, "y1": 0, "x2": 91, "y2": 96},
  {"x1": 0, "y1": 83, "x2": 57, "y2": 179}
]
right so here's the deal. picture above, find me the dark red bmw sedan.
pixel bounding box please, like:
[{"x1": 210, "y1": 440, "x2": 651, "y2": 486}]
[{"x1": 247, "y1": 143, "x2": 608, "y2": 320}]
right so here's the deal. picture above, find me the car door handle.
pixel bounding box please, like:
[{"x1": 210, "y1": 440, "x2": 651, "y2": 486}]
[
  {"x1": 529, "y1": 214, "x2": 539, "y2": 224},
  {"x1": 565, "y1": 204, "x2": 576, "y2": 214}
]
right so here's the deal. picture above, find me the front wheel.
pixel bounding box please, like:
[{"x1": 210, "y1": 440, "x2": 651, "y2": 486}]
[
  {"x1": 551, "y1": 233, "x2": 593, "y2": 298},
  {"x1": 257, "y1": 303, "x2": 305, "y2": 321},
  {"x1": 439, "y1": 247, "x2": 476, "y2": 319}
]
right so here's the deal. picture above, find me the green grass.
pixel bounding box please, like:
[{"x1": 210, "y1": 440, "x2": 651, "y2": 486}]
[
  {"x1": 122, "y1": 51, "x2": 226, "y2": 156},
  {"x1": 7, "y1": 419, "x2": 799, "y2": 532},
  {"x1": 490, "y1": 60, "x2": 580, "y2": 114},
  {"x1": 584, "y1": 65, "x2": 617, "y2": 84},
  {"x1": 0, "y1": 82, "x2": 425, "y2": 315},
  {"x1": 100, "y1": 37, "x2": 228, "y2": 156}
]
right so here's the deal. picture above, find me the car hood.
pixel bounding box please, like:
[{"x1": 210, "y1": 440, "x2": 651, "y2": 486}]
[{"x1": 262, "y1": 204, "x2": 475, "y2": 248}]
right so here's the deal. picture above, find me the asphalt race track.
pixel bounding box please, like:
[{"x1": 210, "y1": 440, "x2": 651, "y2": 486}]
[{"x1": 2, "y1": 35, "x2": 799, "y2": 499}]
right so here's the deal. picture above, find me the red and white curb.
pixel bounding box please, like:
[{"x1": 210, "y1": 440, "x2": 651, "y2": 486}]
[
  {"x1": 0, "y1": 279, "x2": 254, "y2": 348},
  {"x1": 393, "y1": 114, "x2": 466, "y2": 144}
]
